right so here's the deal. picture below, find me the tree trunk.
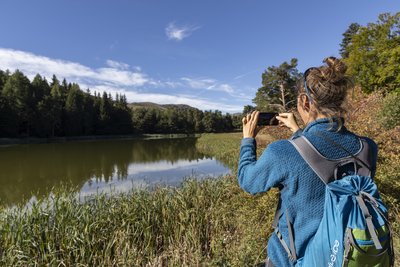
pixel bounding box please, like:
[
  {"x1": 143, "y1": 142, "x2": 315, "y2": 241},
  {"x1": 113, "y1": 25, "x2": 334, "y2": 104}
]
[{"x1": 280, "y1": 82, "x2": 286, "y2": 112}]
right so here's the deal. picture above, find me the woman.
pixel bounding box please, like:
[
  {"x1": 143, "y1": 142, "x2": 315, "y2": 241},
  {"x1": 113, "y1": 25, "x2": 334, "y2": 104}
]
[{"x1": 238, "y1": 57, "x2": 378, "y2": 266}]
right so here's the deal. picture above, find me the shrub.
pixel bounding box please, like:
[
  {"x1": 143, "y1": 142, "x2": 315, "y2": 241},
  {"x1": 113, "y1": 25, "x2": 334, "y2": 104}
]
[{"x1": 378, "y1": 89, "x2": 400, "y2": 130}]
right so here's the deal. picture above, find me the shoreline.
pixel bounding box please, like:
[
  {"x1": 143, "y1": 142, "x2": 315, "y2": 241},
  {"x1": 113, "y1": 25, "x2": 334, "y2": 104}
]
[{"x1": 0, "y1": 133, "x2": 203, "y2": 146}]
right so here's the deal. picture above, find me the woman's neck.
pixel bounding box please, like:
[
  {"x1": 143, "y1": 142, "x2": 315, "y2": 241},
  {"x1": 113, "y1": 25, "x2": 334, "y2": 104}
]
[{"x1": 302, "y1": 112, "x2": 328, "y2": 126}]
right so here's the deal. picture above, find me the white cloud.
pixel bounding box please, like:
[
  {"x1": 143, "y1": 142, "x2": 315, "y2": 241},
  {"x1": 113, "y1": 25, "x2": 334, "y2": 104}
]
[
  {"x1": 218, "y1": 84, "x2": 235, "y2": 94},
  {"x1": 165, "y1": 22, "x2": 200, "y2": 41},
  {"x1": 133, "y1": 66, "x2": 142, "y2": 72},
  {"x1": 0, "y1": 48, "x2": 149, "y2": 87}
]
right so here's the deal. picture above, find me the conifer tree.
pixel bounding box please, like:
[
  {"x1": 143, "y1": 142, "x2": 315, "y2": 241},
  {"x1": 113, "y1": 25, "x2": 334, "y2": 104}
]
[
  {"x1": 49, "y1": 75, "x2": 63, "y2": 136},
  {"x1": 339, "y1": 23, "x2": 360, "y2": 58},
  {"x1": 65, "y1": 83, "x2": 84, "y2": 135},
  {"x1": 2, "y1": 70, "x2": 34, "y2": 136},
  {"x1": 253, "y1": 58, "x2": 300, "y2": 112}
]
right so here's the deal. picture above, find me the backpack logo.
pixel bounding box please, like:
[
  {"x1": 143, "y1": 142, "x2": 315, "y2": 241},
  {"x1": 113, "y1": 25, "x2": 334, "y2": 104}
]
[{"x1": 328, "y1": 240, "x2": 340, "y2": 267}]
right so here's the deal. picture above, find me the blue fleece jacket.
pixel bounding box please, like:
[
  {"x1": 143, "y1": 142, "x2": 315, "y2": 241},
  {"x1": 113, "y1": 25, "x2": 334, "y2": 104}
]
[{"x1": 238, "y1": 118, "x2": 377, "y2": 267}]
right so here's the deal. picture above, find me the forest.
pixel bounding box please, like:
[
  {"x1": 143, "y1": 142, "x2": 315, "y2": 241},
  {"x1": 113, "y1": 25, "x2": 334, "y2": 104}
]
[{"x1": 0, "y1": 72, "x2": 241, "y2": 137}]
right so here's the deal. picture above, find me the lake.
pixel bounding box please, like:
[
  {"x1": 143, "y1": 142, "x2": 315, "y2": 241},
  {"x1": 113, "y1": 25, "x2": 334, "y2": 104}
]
[{"x1": 0, "y1": 137, "x2": 230, "y2": 206}]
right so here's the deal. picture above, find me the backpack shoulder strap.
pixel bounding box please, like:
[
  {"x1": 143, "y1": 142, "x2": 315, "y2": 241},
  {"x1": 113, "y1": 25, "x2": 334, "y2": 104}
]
[
  {"x1": 356, "y1": 138, "x2": 373, "y2": 177},
  {"x1": 289, "y1": 136, "x2": 337, "y2": 184},
  {"x1": 289, "y1": 135, "x2": 371, "y2": 184},
  {"x1": 314, "y1": 132, "x2": 372, "y2": 177}
]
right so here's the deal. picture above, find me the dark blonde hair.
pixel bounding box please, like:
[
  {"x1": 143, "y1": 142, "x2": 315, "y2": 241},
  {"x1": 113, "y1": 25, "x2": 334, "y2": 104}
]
[{"x1": 298, "y1": 57, "x2": 352, "y2": 130}]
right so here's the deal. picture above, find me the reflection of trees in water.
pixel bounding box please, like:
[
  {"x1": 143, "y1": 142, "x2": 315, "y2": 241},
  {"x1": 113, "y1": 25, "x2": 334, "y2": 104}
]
[
  {"x1": 130, "y1": 138, "x2": 210, "y2": 164},
  {"x1": 0, "y1": 137, "x2": 208, "y2": 206}
]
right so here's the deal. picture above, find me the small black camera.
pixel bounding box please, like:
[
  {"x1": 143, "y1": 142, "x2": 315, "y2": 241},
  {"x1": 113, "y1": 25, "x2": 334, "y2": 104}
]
[{"x1": 257, "y1": 112, "x2": 279, "y2": 126}]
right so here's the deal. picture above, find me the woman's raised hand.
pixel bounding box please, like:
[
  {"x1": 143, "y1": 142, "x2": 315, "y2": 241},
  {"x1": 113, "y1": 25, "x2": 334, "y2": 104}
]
[
  {"x1": 242, "y1": 111, "x2": 260, "y2": 138},
  {"x1": 276, "y1": 113, "x2": 300, "y2": 133}
]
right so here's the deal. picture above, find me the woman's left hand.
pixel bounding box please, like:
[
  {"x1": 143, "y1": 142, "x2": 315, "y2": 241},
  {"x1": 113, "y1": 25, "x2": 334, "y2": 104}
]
[{"x1": 242, "y1": 110, "x2": 260, "y2": 138}]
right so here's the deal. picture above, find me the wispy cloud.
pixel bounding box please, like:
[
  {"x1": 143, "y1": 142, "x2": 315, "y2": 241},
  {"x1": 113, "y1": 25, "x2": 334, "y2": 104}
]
[
  {"x1": 180, "y1": 77, "x2": 216, "y2": 89},
  {"x1": 165, "y1": 22, "x2": 200, "y2": 41},
  {"x1": 106, "y1": 59, "x2": 130, "y2": 70},
  {"x1": 233, "y1": 69, "x2": 259, "y2": 80},
  {"x1": 180, "y1": 77, "x2": 241, "y2": 96},
  {"x1": 0, "y1": 48, "x2": 244, "y2": 112},
  {"x1": 109, "y1": 40, "x2": 119, "y2": 51}
]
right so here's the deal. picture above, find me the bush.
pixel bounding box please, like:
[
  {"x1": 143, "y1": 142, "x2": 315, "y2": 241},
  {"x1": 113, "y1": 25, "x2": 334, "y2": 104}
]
[{"x1": 378, "y1": 89, "x2": 400, "y2": 130}]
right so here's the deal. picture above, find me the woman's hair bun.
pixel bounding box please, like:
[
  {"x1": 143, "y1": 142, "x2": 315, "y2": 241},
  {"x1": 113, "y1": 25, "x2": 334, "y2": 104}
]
[{"x1": 321, "y1": 57, "x2": 347, "y2": 83}]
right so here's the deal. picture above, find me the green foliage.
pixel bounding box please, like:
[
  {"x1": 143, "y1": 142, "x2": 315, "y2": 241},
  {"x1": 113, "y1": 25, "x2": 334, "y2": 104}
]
[
  {"x1": 2, "y1": 70, "x2": 35, "y2": 136},
  {"x1": 0, "y1": 70, "x2": 10, "y2": 93},
  {"x1": 253, "y1": 58, "x2": 300, "y2": 112},
  {"x1": 131, "y1": 107, "x2": 235, "y2": 134},
  {"x1": 0, "y1": 95, "x2": 18, "y2": 136},
  {"x1": 339, "y1": 23, "x2": 360, "y2": 58},
  {"x1": 242, "y1": 105, "x2": 255, "y2": 115},
  {"x1": 345, "y1": 12, "x2": 400, "y2": 93},
  {"x1": 378, "y1": 90, "x2": 400, "y2": 129},
  {"x1": 231, "y1": 114, "x2": 242, "y2": 130},
  {"x1": 65, "y1": 84, "x2": 85, "y2": 135}
]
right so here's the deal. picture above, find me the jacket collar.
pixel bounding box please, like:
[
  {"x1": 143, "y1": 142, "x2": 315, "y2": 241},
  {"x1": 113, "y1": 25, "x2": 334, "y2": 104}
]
[{"x1": 302, "y1": 117, "x2": 345, "y2": 133}]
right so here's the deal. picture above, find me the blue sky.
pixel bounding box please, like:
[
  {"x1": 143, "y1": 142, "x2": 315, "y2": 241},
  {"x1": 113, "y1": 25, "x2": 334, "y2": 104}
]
[{"x1": 0, "y1": 1, "x2": 398, "y2": 113}]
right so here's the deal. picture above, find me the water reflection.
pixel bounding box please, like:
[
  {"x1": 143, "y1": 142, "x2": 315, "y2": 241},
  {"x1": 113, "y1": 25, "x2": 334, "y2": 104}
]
[{"x1": 0, "y1": 137, "x2": 230, "y2": 206}]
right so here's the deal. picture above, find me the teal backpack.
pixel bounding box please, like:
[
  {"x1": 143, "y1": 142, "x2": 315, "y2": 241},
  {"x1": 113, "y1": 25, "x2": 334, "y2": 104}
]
[{"x1": 273, "y1": 133, "x2": 394, "y2": 267}]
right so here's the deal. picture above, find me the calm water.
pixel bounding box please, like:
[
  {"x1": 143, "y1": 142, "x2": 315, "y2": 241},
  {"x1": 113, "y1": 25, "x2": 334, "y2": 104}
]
[{"x1": 0, "y1": 137, "x2": 230, "y2": 206}]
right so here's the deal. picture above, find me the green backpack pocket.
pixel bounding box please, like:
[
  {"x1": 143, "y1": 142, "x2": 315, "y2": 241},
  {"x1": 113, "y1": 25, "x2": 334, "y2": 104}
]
[{"x1": 344, "y1": 226, "x2": 392, "y2": 267}]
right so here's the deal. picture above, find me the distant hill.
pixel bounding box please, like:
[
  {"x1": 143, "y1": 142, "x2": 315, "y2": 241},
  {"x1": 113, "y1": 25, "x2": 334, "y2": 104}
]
[{"x1": 128, "y1": 102, "x2": 199, "y2": 111}]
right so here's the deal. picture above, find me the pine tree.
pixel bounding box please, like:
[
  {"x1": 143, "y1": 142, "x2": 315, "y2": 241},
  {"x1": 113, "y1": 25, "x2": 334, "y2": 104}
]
[
  {"x1": 253, "y1": 58, "x2": 300, "y2": 112},
  {"x1": 82, "y1": 91, "x2": 95, "y2": 135},
  {"x1": 0, "y1": 70, "x2": 10, "y2": 93},
  {"x1": 339, "y1": 23, "x2": 360, "y2": 58},
  {"x1": 2, "y1": 70, "x2": 35, "y2": 136},
  {"x1": 99, "y1": 91, "x2": 112, "y2": 134},
  {"x1": 31, "y1": 74, "x2": 51, "y2": 136},
  {"x1": 65, "y1": 83, "x2": 84, "y2": 135},
  {"x1": 49, "y1": 75, "x2": 63, "y2": 136}
]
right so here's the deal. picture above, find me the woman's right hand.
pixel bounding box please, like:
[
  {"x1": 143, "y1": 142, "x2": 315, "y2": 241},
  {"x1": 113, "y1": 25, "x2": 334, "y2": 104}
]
[
  {"x1": 242, "y1": 110, "x2": 260, "y2": 139},
  {"x1": 276, "y1": 113, "x2": 300, "y2": 133}
]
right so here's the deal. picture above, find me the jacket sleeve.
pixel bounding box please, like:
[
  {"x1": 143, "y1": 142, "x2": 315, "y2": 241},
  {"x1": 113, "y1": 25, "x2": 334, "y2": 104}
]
[{"x1": 238, "y1": 138, "x2": 286, "y2": 195}]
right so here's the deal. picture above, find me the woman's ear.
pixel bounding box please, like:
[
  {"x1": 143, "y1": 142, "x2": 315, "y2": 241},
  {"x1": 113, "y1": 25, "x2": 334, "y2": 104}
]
[{"x1": 300, "y1": 95, "x2": 311, "y2": 112}]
